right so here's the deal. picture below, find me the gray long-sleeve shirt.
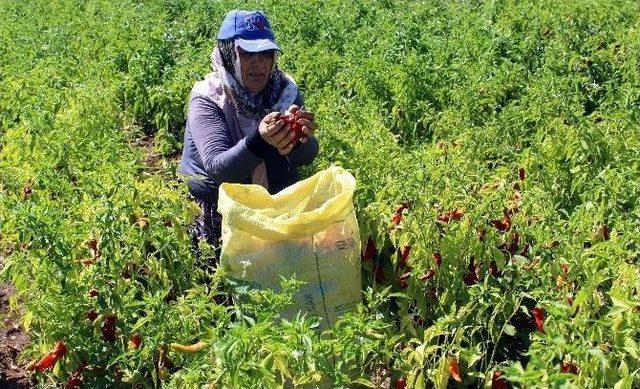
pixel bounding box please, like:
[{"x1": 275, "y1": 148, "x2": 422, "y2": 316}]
[{"x1": 179, "y1": 93, "x2": 319, "y2": 204}]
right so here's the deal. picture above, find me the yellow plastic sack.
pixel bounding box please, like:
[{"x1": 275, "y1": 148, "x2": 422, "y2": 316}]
[{"x1": 218, "y1": 165, "x2": 362, "y2": 328}]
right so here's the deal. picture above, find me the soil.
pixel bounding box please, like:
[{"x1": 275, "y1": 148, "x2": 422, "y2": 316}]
[
  {"x1": 131, "y1": 135, "x2": 163, "y2": 172},
  {"x1": 0, "y1": 283, "x2": 33, "y2": 389},
  {"x1": 129, "y1": 134, "x2": 182, "y2": 173}
]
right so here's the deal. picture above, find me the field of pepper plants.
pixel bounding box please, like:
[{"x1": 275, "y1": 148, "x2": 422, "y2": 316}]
[{"x1": 1, "y1": 0, "x2": 639, "y2": 387}]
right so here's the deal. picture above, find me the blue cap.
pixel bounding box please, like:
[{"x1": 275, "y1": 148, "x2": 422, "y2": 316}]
[{"x1": 217, "y1": 10, "x2": 280, "y2": 52}]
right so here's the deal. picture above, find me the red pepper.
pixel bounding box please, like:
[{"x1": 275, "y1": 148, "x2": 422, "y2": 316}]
[
  {"x1": 449, "y1": 358, "x2": 462, "y2": 382},
  {"x1": 361, "y1": 237, "x2": 377, "y2": 262},
  {"x1": 66, "y1": 362, "x2": 86, "y2": 389},
  {"x1": 53, "y1": 341, "x2": 67, "y2": 357},
  {"x1": 438, "y1": 208, "x2": 464, "y2": 223},
  {"x1": 433, "y1": 251, "x2": 442, "y2": 266},
  {"x1": 86, "y1": 239, "x2": 98, "y2": 252},
  {"x1": 283, "y1": 111, "x2": 306, "y2": 145},
  {"x1": 463, "y1": 272, "x2": 478, "y2": 285},
  {"x1": 437, "y1": 212, "x2": 451, "y2": 223},
  {"x1": 31, "y1": 353, "x2": 58, "y2": 371},
  {"x1": 396, "y1": 377, "x2": 407, "y2": 389},
  {"x1": 502, "y1": 232, "x2": 520, "y2": 255},
  {"x1": 489, "y1": 260, "x2": 501, "y2": 278},
  {"x1": 101, "y1": 315, "x2": 117, "y2": 342},
  {"x1": 402, "y1": 245, "x2": 411, "y2": 264},
  {"x1": 532, "y1": 307, "x2": 545, "y2": 333},
  {"x1": 451, "y1": 207, "x2": 465, "y2": 221},
  {"x1": 598, "y1": 224, "x2": 611, "y2": 240},
  {"x1": 491, "y1": 370, "x2": 508, "y2": 389},
  {"x1": 420, "y1": 269, "x2": 435, "y2": 282},
  {"x1": 399, "y1": 245, "x2": 411, "y2": 268},
  {"x1": 561, "y1": 361, "x2": 579, "y2": 374},
  {"x1": 86, "y1": 310, "x2": 98, "y2": 322},
  {"x1": 28, "y1": 341, "x2": 67, "y2": 372},
  {"x1": 391, "y1": 202, "x2": 410, "y2": 226},
  {"x1": 129, "y1": 333, "x2": 142, "y2": 350},
  {"x1": 395, "y1": 202, "x2": 411, "y2": 213},
  {"x1": 66, "y1": 378, "x2": 83, "y2": 389},
  {"x1": 491, "y1": 210, "x2": 511, "y2": 232},
  {"x1": 463, "y1": 257, "x2": 480, "y2": 285},
  {"x1": 519, "y1": 167, "x2": 526, "y2": 181},
  {"x1": 398, "y1": 269, "x2": 413, "y2": 289}
]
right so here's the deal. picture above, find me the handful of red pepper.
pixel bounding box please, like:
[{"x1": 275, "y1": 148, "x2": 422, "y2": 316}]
[
  {"x1": 282, "y1": 110, "x2": 307, "y2": 146},
  {"x1": 27, "y1": 341, "x2": 67, "y2": 372}
]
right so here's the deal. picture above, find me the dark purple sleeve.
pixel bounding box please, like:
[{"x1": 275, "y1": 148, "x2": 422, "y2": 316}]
[
  {"x1": 187, "y1": 96, "x2": 271, "y2": 183},
  {"x1": 287, "y1": 135, "x2": 319, "y2": 165}
]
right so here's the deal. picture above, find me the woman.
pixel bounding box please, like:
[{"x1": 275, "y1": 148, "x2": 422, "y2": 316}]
[{"x1": 179, "y1": 10, "x2": 319, "y2": 262}]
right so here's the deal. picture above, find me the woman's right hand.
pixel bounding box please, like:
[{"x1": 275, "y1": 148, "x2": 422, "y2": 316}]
[{"x1": 258, "y1": 112, "x2": 297, "y2": 155}]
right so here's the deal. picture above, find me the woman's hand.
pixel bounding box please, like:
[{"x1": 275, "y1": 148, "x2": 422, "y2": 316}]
[
  {"x1": 258, "y1": 112, "x2": 297, "y2": 155},
  {"x1": 258, "y1": 106, "x2": 318, "y2": 155}
]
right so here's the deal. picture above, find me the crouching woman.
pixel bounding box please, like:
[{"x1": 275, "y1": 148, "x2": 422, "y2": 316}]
[{"x1": 179, "y1": 10, "x2": 319, "y2": 263}]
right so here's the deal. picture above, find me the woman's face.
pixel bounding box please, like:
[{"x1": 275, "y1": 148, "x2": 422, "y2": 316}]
[{"x1": 238, "y1": 48, "x2": 274, "y2": 93}]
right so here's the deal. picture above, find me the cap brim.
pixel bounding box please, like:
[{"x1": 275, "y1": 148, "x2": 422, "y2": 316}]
[{"x1": 235, "y1": 38, "x2": 281, "y2": 53}]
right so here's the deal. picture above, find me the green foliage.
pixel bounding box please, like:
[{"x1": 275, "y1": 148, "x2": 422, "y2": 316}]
[{"x1": 1, "y1": 0, "x2": 639, "y2": 387}]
